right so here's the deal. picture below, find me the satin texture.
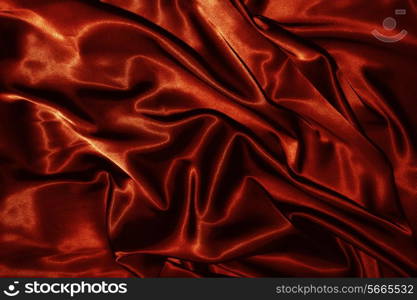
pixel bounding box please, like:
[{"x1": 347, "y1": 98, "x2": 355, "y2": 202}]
[{"x1": 0, "y1": 0, "x2": 416, "y2": 277}]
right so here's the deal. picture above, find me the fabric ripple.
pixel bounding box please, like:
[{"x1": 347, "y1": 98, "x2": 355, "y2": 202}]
[{"x1": 0, "y1": 0, "x2": 416, "y2": 277}]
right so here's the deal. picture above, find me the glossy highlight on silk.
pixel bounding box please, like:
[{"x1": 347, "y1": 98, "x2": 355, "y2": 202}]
[{"x1": 0, "y1": 0, "x2": 416, "y2": 277}]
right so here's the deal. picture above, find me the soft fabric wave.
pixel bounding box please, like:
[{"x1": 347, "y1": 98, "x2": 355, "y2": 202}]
[{"x1": 0, "y1": 0, "x2": 416, "y2": 277}]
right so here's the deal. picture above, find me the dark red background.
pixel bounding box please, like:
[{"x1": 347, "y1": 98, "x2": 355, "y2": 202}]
[{"x1": 0, "y1": 0, "x2": 416, "y2": 277}]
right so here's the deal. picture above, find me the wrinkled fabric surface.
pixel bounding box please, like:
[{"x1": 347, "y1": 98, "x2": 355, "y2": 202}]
[{"x1": 0, "y1": 0, "x2": 416, "y2": 277}]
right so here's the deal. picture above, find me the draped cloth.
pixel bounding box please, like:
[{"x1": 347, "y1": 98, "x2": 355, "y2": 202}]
[{"x1": 0, "y1": 0, "x2": 416, "y2": 277}]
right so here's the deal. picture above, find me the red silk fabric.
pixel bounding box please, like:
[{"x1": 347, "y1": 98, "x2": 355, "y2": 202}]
[{"x1": 0, "y1": 0, "x2": 416, "y2": 277}]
